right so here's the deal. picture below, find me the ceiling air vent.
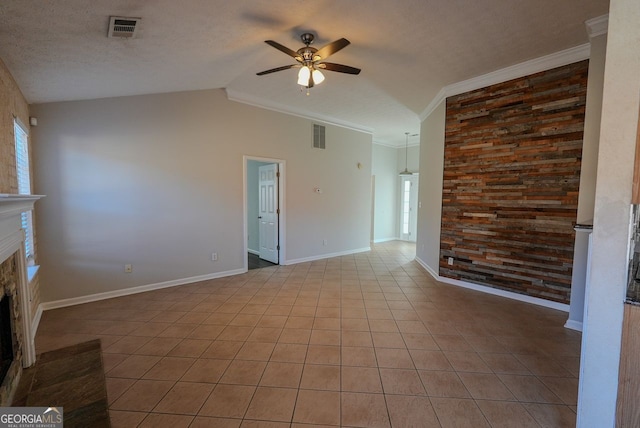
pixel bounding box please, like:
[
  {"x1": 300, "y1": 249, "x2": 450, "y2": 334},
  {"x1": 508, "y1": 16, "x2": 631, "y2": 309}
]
[
  {"x1": 313, "y1": 124, "x2": 326, "y2": 149},
  {"x1": 107, "y1": 16, "x2": 141, "y2": 39}
]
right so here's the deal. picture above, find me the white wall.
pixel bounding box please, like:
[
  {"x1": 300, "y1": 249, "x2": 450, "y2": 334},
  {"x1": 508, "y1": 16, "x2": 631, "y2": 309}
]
[
  {"x1": 397, "y1": 145, "x2": 420, "y2": 174},
  {"x1": 371, "y1": 144, "x2": 398, "y2": 242},
  {"x1": 31, "y1": 89, "x2": 372, "y2": 302},
  {"x1": 247, "y1": 160, "x2": 270, "y2": 253},
  {"x1": 579, "y1": 0, "x2": 640, "y2": 425},
  {"x1": 415, "y1": 101, "x2": 446, "y2": 273}
]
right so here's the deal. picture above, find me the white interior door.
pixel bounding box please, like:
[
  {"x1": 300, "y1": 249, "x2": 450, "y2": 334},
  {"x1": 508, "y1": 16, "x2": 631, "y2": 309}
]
[
  {"x1": 258, "y1": 164, "x2": 279, "y2": 263},
  {"x1": 400, "y1": 175, "x2": 418, "y2": 242}
]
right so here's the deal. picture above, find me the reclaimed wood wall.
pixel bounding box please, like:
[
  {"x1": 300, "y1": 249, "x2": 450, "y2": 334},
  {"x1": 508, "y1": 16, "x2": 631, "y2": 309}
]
[{"x1": 440, "y1": 60, "x2": 589, "y2": 304}]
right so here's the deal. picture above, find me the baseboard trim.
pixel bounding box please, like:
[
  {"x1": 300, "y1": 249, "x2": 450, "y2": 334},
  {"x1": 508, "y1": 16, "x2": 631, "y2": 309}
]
[
  {"x1": 284, "y1": 247, "x2": 371, "y2": 265},
  {"x1": 373, "y1": 237, "x2": 399, "y2": 243},
  {"x1": 31, "y1": 304, "x2": 43, "y2": 338},
  {"x1": 564, "y1": 319, "x2": 583, "y2": 331},
  {"x1": 41, "y1": 268, "x2": 247, "y2": 311},
  {"x1": 414, "y1": 257, "x2": 569, "y2": 313}
]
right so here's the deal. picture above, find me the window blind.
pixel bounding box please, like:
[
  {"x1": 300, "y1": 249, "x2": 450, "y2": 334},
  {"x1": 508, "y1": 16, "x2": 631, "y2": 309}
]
[{"x1": 14, "y1": 119, "x2": 34, "y2": 261}]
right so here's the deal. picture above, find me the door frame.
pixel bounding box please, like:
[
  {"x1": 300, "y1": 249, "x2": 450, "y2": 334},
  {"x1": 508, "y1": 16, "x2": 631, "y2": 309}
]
[
  {"x1": 243, "y1": 155, "x2": 286, "y2": 271},
  {"x1": 398, "y1": 174, "x2": 419, "y2": 242}
]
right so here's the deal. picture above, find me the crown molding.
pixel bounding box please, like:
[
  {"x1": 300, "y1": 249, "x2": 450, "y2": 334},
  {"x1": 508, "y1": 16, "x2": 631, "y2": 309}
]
[
  {"x1": 419, "y1": 43, "x2": 591, "y2": 121},
  {"x1": 585, "y1": 14, "x2": 609, "y2": 39},
  {"x1": 225, "y1": 88, "x2": 374, "y2": 135},
  {"x1": 373, "y1": 140, "x2": 420, "y2": 149}
]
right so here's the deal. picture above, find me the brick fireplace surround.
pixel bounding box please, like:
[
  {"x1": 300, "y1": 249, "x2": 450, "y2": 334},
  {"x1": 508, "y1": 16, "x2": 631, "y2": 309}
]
[{"x1": 0, "y1": 194, "x2": 42, "y2": 404}]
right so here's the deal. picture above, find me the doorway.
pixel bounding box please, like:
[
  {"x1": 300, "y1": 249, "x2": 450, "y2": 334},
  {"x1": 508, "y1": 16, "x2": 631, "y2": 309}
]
[
  {"x1": 244, "y1": 157, "x2": 286, "y2": 270},
  {"x1": 399, "y1": 175, "x2": 418, "y2": 242}
]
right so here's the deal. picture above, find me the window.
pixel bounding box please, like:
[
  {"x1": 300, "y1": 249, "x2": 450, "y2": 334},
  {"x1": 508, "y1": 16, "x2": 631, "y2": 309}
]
[{"x1": 14, "y1": 119, "x2": 35, "y2": 264}]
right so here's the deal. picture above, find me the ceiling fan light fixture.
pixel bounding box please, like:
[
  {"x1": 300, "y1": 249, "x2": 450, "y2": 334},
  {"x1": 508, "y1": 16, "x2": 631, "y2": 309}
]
[
  {"x1": 312, "y1": 69, "x2": 325, "y2": 85},
  {"x1": 297, "y1": 66, "x2": 310, "y2": 86}
]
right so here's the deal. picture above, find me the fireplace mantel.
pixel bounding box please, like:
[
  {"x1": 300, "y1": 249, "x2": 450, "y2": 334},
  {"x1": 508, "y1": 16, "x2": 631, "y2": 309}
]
[
  {"x1": 0, "y1": 195, "x2": 44, "y2": 221},
  {"x1": 0, "y1": 194, "x2": 44, "y2": 373}
]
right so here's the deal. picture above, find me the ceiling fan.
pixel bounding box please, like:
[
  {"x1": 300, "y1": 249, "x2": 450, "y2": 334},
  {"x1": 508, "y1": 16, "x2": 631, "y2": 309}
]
[{"x1": 256, "y1": 32, "x2": 361, "y2": 89}]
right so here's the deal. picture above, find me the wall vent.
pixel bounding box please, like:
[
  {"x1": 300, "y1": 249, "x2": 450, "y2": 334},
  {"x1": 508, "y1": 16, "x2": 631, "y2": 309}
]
[
  {"x1": 107, "y1": 16, "x2": 141, "y2": 39},
  {"x1": 313, "y1": 124, "x2": 326, "y2": 149}
]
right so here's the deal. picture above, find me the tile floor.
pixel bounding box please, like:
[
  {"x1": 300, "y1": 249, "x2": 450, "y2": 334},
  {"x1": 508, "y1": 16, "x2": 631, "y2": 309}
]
[{"x1": 34, "y1": 241, "x2": 581, "y2": 427}]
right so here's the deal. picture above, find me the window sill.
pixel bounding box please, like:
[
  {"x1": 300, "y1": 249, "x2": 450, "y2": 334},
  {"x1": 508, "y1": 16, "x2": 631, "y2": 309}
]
[{"x1": 27, "y1": 265, "x2": 39, "y2": 284}]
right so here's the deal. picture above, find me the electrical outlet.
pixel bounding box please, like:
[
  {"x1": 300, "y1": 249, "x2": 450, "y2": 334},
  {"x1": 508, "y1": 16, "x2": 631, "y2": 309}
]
[
  {"x1": 323, "y1": 239, "x2": 327, "y2": 246},
  {"x1": 124, "y1": 264, "x2": 132, "y2": 273},
  {"x1": 211, "y1": 252, "x2": 218, "y2": 261},
  {"x1": 447, "y1": 257, "x2": 454, "y2": 266}
]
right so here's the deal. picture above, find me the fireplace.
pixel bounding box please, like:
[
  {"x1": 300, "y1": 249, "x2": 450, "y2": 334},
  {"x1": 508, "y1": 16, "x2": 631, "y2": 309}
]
[
  {"x1": 0, "y1": 296, "x2": 14, "y2": 384},
  {"x1": 0, "y1": 194, "x2": 43, "y2": 404}
]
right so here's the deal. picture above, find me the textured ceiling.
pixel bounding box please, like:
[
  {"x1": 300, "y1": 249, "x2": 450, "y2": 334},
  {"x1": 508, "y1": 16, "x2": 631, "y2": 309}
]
[{"x1": 0, "y1": 0, "x2": 609, "y2": 146}]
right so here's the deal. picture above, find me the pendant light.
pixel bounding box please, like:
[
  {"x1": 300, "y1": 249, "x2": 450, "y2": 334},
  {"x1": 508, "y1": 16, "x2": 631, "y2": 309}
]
[{"x1": 399, "y1": 132, "x2": 413, "y2": 175}]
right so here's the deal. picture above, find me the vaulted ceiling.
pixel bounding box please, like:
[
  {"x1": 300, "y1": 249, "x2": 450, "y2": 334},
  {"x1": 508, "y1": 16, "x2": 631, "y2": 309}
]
[{"x1": 0, "y1": 0, "x2": 609, "y2": 146}]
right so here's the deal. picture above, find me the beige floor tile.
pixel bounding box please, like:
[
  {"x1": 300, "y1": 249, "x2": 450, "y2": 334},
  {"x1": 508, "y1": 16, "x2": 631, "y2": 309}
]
[
  {"x1": 106, "y1": 377, "x2": 136, "y2": 404},
  {"x1": 216, "y1": 326, "x2": 253, "y2": 341},
  {"x1": 368, "y1": 319, "x2": 399, "y2": 333},
  {"x1": 157, "y1": 323, "x2": 199, "y2": 338},
  {"x1": 182, "y1": 358, "x2": 231, "y2": 383},
  {"x1": 271, "y1": 343, "x2": 308, "y2": 363},
  {"x1": 418, "y1": 370, "x2": 470, "y2": 398},
  {"x1": 385, "y1": 395, "x2": 441, "y2": 427},
  {"x1": 240, "y1": 420, "x2": 290, "y2": 428},
  {"x1": 341, "y1": 366, "x2": 383, "y2": 393},
  {"x1": 479, "y1": 352, "x2": 531, "y2": 375},
  {"x1": 341, "y1": 331, "x2": 373, "y2": 347},
  {"x1": 402, "y1": 333, "x2": 439, "y2": 351},
  {"x1": 134, "y1": 337, "x2": 182, "y2": 356},
  {"x1": 341, "y1": 318, "x2": 370, "y2": 331},
  {"x1": 375, "y1": 348, "x2": 414, "y2": 369},
  {"x1": 220, "y1": 360, "x2": 267, "y2": 385},
  {"x1": 522, "y1": 403, "x2": 577, "y2": 427},
  {"x1": 342, "y1": 346, "x2": 377, "y2": 367},
  {"x1": 247, "y1": 327, "x2": 282, "y2": 342},
  {"x1": 167, "y1": 338, "x2": 211, "y2": 358},
  {"x1": 278, "y1": 328, "x2": 311, "y2": 344},
  {"x1": 498, "y1": 374, "x2": 564, "y2": 404},
  {"x1": 514, "y1": 354, "x2": 572, "y2": 377},
  {"x1": 430, "y1": 397, "x2": 491, "y2": 428},
  {"x1": 244, "y1": 387, "x2": 297, "y2": 422},
  {"x1": 310, "y1": 329, "x2": 341, "y2": 346},
  {"x1": 293, "y1": 390, "x2": 340, "y2": 425},
  {"x1": 300, "y1": 364, "x2": 340, "y2": 390},
  {"x1": 371, "y1": 332, "x2": 406, "y2": 348},
  {"x1": 104, "y1": 336, "x2": 151, "y2": 354},
  {"x1": 230, "y1": 314, "x2": 262, "y2": 327},
  {"x1": 409, "y1": 350, "x2": 453, "y2": 371},
  {"x1": 142, "y1": 356, "x2": 195, "y2": 381},
  {"x1": 444, "y1": 351, "x2": 492, "y2": 373},
  {"x1": 201, "y1": 340, "x2": 243, "y2": 359},
  {"x1": 457, "y1": 372, "x2": 516, "y2": 400},
  {"x1": 259, "y1": 361, "x2": 303, "y2": 388},
  {"x1": 341, "y1": 392, "x2": 390, "y2": 428},
  {"x1": 306, "y1": 345, "x2": 341, "y2": 365},
  {"x1": 476, "y1": 400, "x2": 539, "y2": 428},
  {"x1": 539, "y1": 376, "x2": 579, "y2": 405},
  {"x1": 111, "y1": 379, "x2": 175, "y2": 412},
  {"x1": 433, "y1": 334, "x2": 473, "y2": 351},
  {"x1": 190, "y1": 417, "x2": 241, "y2": 428},
  {"x1": 379, "y1": 369, "x2": 425, "y2": 395},
  {"x1": 198, "y1": 384, "x2": 256, "y2": 418},
  {"x1": 236, "y1": 341, "x2": 276, "y2": 361},
  {"x1": 107, "y1": 355, "x2": 161, "y2": 379},
  {"x1": 286, "y1": 316, "x2": 315, "y2": 329},
  {"x1": 153, "y1": 381, "x2": 215, "y2": 414},
  {"x1": 109, "y1": 410, "x2": 148, "y2": 428},
  {"x1": 395, "y1": 320, "x2": 429, "y2": 334}
]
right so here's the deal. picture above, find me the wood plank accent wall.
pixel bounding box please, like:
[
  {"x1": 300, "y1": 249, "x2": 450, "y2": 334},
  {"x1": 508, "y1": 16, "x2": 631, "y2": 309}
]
[{"x1": 440, "y1": 60, "x2": 589, "y2": 304}]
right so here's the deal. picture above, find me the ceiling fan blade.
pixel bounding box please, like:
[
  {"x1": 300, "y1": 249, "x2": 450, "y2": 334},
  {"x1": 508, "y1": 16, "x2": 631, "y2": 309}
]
[
  {"x1": 318, "y1": 62, "x2": 361, "y2": 75},
  {"x1": 256, "y1": 64, "x2": 300, "y2": 76},
  {"x1": 314, "y1": 38, "x2": 350, "y2": 60},
  {"x1": 264, "y1": 40, "x2": 302, "y2": 61}
]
